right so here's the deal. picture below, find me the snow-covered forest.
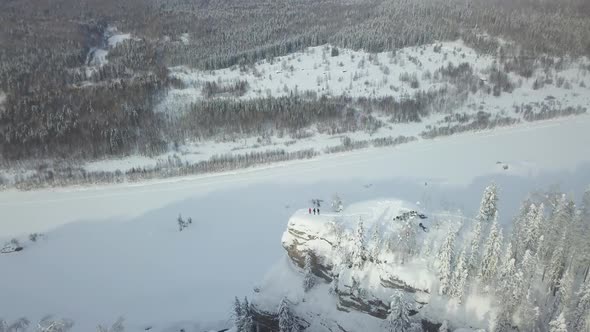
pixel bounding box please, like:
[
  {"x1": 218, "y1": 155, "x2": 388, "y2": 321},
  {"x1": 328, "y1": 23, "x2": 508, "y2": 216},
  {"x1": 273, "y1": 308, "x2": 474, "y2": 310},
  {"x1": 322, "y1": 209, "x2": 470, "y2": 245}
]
[
  {"x1": 1, "y1": 0, "x2": 590, "y2": 188},
  {"x1": 240, "y1": 185, "x2": 590, "y2": 332}
]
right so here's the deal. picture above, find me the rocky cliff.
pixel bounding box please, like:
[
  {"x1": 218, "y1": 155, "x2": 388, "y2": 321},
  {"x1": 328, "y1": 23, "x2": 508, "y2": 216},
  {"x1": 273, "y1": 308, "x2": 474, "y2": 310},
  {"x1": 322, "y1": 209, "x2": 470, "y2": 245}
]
[{"x1": 249, "y1": 200, "x2": 458, "y2": 332}]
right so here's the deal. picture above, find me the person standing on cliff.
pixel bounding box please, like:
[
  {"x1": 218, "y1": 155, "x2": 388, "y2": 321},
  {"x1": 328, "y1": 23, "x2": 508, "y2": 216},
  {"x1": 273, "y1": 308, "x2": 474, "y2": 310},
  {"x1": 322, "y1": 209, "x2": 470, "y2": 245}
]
[
  {"x1": 313, "y1": 208, "x2": 316, "y2": 215},
  {"x1": 309, "y1": 207, "x2": 312, "y2": 214},
  {"x1": 317, "y1": 208, "x2": 320, "y2": 215}
]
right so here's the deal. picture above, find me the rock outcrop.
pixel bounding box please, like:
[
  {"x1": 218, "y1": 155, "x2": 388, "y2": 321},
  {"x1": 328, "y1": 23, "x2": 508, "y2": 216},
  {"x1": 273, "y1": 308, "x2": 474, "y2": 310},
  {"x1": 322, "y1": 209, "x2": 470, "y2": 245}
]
[{"x1": 252, "y1": 201, "x2": 451, "y2": 332}]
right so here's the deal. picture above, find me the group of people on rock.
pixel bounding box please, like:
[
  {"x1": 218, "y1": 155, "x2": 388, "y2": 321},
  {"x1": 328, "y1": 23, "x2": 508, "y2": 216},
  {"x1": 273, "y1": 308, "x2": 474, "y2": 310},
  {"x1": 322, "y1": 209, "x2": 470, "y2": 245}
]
[{"x1": 308, "y1": 207, "x2": 320, "y2": 215}]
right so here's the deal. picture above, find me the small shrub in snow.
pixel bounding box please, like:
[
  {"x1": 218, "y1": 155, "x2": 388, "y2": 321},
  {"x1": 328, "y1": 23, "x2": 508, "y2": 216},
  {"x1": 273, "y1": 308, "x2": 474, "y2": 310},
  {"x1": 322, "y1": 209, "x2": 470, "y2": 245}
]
[
  {"x1": 37, "y1": 316, "x2": 74, "y2": 332},
  {"x1": 329, "y1": 272, "x2": 340, "y2": 295},
  {"x1": 177, "y1": 214, "x2": 193, "y2": 232},
  {"x1": 556, "y1": 76, "x2": 565, "y2": 88},
  {"x1": 331, "y1": 47, "x2": 339, "y2": 57},
  {"x1": 97, "y1": 317, "x2": 124, "y2": 332},
  {"x1": 1, "y1": 239, "x2": 24, "y2": 254},
  {"x1": 331, "y1": 194, "x2": 343, "y2": 212},
  {"x1": 1, "y1": 317, "x2": 30, "y2": 332}
]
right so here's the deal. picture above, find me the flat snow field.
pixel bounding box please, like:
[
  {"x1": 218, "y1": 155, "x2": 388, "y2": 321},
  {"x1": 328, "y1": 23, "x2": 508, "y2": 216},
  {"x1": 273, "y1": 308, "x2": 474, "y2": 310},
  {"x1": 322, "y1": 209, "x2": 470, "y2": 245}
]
[{"x1": 1, "y1": 115, "x2": 590, "y2": 331}]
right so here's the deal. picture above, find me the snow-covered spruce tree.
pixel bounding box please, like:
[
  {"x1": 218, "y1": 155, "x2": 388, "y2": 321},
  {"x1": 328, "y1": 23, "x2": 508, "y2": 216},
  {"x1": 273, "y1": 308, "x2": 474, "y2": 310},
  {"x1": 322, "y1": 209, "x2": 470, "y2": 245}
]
[
  {"x1": 518, "y1": 289, "x2": 541, "y2": 332},
  {"x1": 574, "y1": 189, "x2": 590, "y2": 281},
  {"x1": 572, "y1": 280, "x2": 590, "y2": 331},
  {"x1": 97, "y1": 317, "x2": 124, "y2": 332},
  {"x1": 2, "y1": 318, "x2": 29, "y2": 332},
  {"x1": 303, "y1": 252, "x2": 316, "y2": 292},
  {"x1": 479, "y1": 213, "x2": 503, "y2": 289},
  {"x1": 385, "y1": 291, "x2": 412, "y2": 332},
  {"x1": 331, "y1": 194, "x2": 343, "y2": 212},
  {"x1": 544, "y1": 196, "x2": 574, "y2": 263},
  {"x1": 548, "y1": 232, "x2": 567, "y2": 295},
  {"x1": 450, "y1": 246, "x2": 469, "y2": 303},
  {"x1": 522, "y1": 203, "x2": 544, "y2": 259},
  {"x1": 497, "y1": 256, "x2": 519, "y2": 308},
  {"x1": 437, "y1": 229, "x2": 456, "y2": 296},
  {"x1": 468, "y1": 219, "x2": 483, "y2": 276},
  {"x1": 556, "y1": 267, "x2": 575, "y2": 319},
  {"x1": 37, "y1": 316, "x2": 74, "y2": 332},
  {"x1": 498, "y1": 242, "x2": 514, "y2": 280},
  {"x1": 548, "y1": 312, "x2": 568, "y2": 332},
  {"x1": 477, "y1": 183, "x2": 498, "y2": 224},
  {"x1": 278, "y1": 297, "x2": 298, "y2": 332},
  {"x1": 233, "y1": 297, "x2": 244, "y2": 331},
  {"x1": 353, "y1": 219, "x2": 367, "y2": 267},
  {"x1": 497, "y1": 242, "x2": 522, "y2": 305},
  {"x1": 369, "y1": 224, "x2": 381, "y2": 262},
  {"x1": 492, "y1": 307, "x2": 513, "y2": 332},
  {"x1": 517, "y1": 249, "x2": 537, "y2": 303},
  {"x1": 511, "y1": 200, "x2": 533, "y2": 260},
  {"x1": 241, "y1": 297, "x2": 255, "y2": 332}
]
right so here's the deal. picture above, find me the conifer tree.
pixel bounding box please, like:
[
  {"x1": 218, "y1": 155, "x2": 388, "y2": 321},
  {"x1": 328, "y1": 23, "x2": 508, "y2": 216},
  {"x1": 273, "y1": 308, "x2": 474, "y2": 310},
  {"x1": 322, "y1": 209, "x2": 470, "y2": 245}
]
[
  {"x1": 278, "y1": 297, "x2": 297, "y2": 332},
  {"x1": 437, "y1": 230, "x2": 456, "y2": 295},
  {"x1": 451, "y1": 246, "x2": 469, "y2": 303},
  {"x1": 385, "y1": 291, "x2": 412, "y2": 332},
  {"x1": 479, "y1": 213, "x2": 503, "y2": 288}
]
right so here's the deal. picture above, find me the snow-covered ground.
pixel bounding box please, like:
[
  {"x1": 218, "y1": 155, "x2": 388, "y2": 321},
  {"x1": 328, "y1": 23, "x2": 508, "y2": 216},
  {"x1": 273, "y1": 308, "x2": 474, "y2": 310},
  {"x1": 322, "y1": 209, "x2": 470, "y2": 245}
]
[
  {"x1": 85, "y1": 26, "x2": 134, "y2": 70},
  {"x1": 1, "y1": 115, "x2": 590, "y2": 331}
]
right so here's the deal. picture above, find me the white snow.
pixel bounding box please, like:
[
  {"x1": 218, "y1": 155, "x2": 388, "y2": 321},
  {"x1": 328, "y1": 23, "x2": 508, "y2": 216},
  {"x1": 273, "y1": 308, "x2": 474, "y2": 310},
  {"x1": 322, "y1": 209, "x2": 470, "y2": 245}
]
[
  {"x1": 161, "y1": 41, "x2": 590, "y2": 110},
  {"x1": 1, "y1": 115, "x2": 590, "y2": 331},
  {"x1": 106, "y1": 26, "x2": 132, "y2": 48},
  {"x1": 87, "y1": 48, "x2": 109, "y2": 66},
  {"x1": 166, "y1": 41, "x2": 493, "y2": 100},
  {"x1": 179, "y1": 33, "x2": 190, "y2": 45},
  {"x1": 0, "y1": 90, "x2": 6, "y2": 107}
]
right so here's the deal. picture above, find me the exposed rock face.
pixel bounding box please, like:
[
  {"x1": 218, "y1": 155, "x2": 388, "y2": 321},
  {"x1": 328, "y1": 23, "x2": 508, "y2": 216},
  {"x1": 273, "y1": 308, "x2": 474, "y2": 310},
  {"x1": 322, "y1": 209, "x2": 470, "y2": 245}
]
[
  {"x1": 284, "y1": 241, "x2": 333, "y2": 282},
  {"x1": 251, "y1": 306, "x2": 309, "y2": 332},
  {"x1": 336, "y1": 291, "x2": 390, "y2": 319}
]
